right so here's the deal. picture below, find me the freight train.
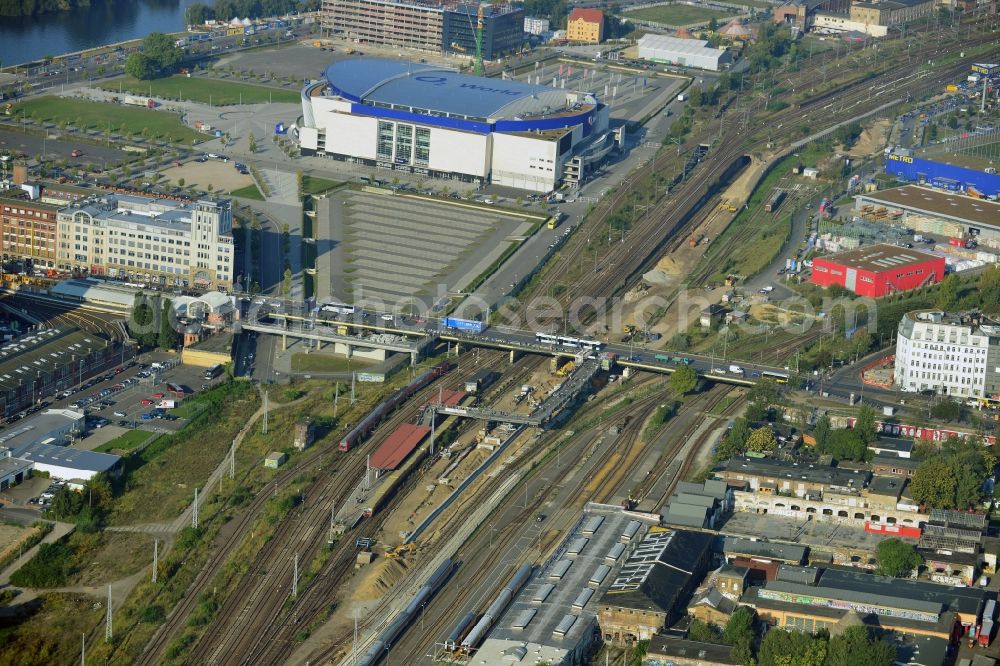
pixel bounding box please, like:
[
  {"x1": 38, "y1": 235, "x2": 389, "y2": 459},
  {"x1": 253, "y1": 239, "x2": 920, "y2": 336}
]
[
  {"x1": 356, "y1": 559, "x2": 455, "y2": 666},
  {"x1": 338, "y1": 361, "x2": 454, "y2": 451}
]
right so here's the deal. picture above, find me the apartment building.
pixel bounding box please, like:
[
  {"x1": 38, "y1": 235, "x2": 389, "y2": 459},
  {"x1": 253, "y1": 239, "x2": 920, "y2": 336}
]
[
  {"x1": 0, "y1": 194, "x2": 61, "y2": 268},
  {"x1": 566, "y1": 7, "x2": 604, "y2": 43},
  {"x1": 322, "y1": 0, "x2": 445, "y2": 51},
  {"x1": 524, "y1": 15, "x2": 550, "y2": 35},
  {"x1": 894, "y1": 310, "x2": 1000, "y2": 399},
  {"x1": 56, "y1": 195, "x2": 234, "y2": 291}
]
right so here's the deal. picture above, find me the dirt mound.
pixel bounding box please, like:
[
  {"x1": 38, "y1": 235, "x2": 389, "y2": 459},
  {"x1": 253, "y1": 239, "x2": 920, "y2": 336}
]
[
  {"x1": 655, "y1": 255, "x2": 684, "y2": 275},
  {"x1": 354, "y1": 557, "x2": 409, "y2": 600}
]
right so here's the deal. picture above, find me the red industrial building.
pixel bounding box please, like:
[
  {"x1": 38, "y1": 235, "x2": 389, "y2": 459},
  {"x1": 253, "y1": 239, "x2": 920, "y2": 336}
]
[
  {"x1": 810, "y1": 243, "x2": 945, "y2": 297},
  {"x1": 369, "y1": 423, "x2": 431, "y2": 471}
]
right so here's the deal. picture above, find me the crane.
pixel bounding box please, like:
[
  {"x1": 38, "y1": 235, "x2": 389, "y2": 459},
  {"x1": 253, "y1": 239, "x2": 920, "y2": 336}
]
[{"x1": 475, "y1": 3, "x2": 484, "y2": 76}]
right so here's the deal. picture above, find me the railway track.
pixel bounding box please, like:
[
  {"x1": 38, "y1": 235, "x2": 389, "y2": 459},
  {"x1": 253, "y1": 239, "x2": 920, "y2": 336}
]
[
  {"x1": 133, "y1": 352, "x2": 500, "y2": 665},
  {"x1": 3, "y1": 294, "x2": 126, "y2": 339},
  {"x1": 381, "y1": 384, "x2": 670, "y2": 665},
  {"x1": 182, "y1": 353, "x2": 534, "y2": 665}
]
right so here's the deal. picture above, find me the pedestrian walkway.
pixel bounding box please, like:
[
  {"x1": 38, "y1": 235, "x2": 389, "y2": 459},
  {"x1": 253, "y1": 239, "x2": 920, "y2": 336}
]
[{"x1": 0, "y1": 521, "x2": 75, "y2": 586}]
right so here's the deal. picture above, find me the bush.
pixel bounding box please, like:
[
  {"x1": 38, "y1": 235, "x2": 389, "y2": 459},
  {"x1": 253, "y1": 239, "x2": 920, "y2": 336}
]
[
  {"x1": 9, "y1": 541, "x2": 72, "y2": 587},
  {"x1": 141, "y1": 604, "x2": 166, "y2": 623}
]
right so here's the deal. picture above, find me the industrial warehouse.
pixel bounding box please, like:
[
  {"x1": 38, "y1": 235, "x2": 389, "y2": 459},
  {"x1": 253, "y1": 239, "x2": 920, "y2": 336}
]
[
  {"x1": 853, "y1": 185, "x2": 1000, "y2": 247},
  {"x1": 810, "y1": 243, "x2": 946, "y2": 297},
  {"x1": 298, "y1": 58, "x2": 610, "y2": 191}
]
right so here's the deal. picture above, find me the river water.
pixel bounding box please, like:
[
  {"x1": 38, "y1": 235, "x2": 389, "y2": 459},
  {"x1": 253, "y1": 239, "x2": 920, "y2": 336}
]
[{"x1": 0, "y1": 0, "x2": 197, "y2": 68}]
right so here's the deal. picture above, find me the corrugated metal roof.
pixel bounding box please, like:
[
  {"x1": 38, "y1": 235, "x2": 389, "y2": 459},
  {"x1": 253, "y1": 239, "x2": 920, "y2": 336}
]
[
  {"x1": 572, "y1": 588, "x2": 594, "y2": 609},
  {"x1": 549, "y1": 559, "x2": 573, "y2": 580},
  {"x1": 511, "y1": 609, "x2": 536, "y2": 630},
  {"x1": 589, "y1": 564, "x2": 611, "y2": 586},
  {"x1": 566, "y1": 537, "x2": 589, "y2": 556},
  {"x1": 17, "y1": 441, "x2": 120, "y2": 473},
  {"x1": 532, "y1": 583, "x2": 555, "y2": 603},
  {"x1": 637, "y1": 34, "x2": 718, "y2": 58},
  {"x1": 370, "y1": 423, "x2": 430, "y2": 470},
  {"x1": 553, "y1": 614, "x2": 577, "y2": 636},
  {"x1": 581, "y1": 515, "x2": 604, "y2": 535},
  {"x1": 605, "y1": 542, "x2": 626, "y2": 563}
]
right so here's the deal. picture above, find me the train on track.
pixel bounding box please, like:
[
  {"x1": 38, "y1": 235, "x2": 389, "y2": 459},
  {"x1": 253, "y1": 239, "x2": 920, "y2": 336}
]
[
  {"x1": 535, "y1": 332, "x2": 604, "y2": 351},
  {"x1": 456, "y1": 562, "x2": 533, "y2": 652},
  {"x1": 339, "y1": 361, "x2": 454, "y2": 452},
  {"x1": 357, "y1": 559, "x2": 455, "y2": 666}
]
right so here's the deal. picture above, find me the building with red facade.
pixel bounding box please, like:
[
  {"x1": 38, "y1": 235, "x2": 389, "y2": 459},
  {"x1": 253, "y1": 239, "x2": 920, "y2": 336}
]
[
  {"x1": 810, "y1": 243, "x2": 945, "y2": 297},
  {"x1": 0, "y1": 193, "x2": 61, "y2": 269}
]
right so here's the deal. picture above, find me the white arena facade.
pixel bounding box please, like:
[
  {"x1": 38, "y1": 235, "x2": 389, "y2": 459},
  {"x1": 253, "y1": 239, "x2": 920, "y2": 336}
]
[{"x1": 298, "y1": 58, "x2": 610, "y2": 192}]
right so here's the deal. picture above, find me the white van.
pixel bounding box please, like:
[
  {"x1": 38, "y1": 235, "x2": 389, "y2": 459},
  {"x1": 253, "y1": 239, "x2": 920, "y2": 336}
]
[{"x1": 381, "y1": 314, "x2": 394, "y2": 323}]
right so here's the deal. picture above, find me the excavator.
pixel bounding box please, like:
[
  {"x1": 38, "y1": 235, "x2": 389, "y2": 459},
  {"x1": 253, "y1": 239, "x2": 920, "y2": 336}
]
[{"x1": 384, "y1": 542, "x2": 416, "y2": 559}]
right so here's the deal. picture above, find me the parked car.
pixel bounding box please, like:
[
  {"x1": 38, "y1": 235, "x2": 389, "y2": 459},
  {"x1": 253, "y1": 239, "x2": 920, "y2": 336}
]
[
  {"x1": 113, "y1": 410, "x2": 127, "y2": 417},
  {"x1": 140, "y1": 399, "x2": 154, "y2": 406}
]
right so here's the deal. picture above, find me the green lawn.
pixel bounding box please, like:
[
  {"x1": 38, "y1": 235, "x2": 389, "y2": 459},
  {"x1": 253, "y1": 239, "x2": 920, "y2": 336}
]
[
  {"x1": 290, "y1": 353, "x2": 373, "y2": 373},
  {"x1": 302, "y1": 175, "x2": 341, "y2": 196},
  {"x1": 106, "y1": 75, "x2": 300, "y2": 106},
  {"x1": 624, "y1": 3, "x2": 732, "y2": 25},
  {"x1": 94, "y1": 429, "x2": 155, "y2": 453},
  {"x1": 231, "y1": 183, "x2": 265, "y2": 200},
  {"x1": 13, "y1": 96, "x2": 202, "y2": 144}
]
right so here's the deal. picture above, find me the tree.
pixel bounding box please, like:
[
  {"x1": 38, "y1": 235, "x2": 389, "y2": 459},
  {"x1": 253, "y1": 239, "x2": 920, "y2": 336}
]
[
  {"x1": 813, "y1": 414, "x2": 831, "y2": 450},
  {"x1": 909, "y1": 459, "x2": 957, "y2": 508},
  {"x1": 248, "y1": 133, "x2": 257, "y2": 154},
  {"x1": 717, "y1": 417, "x2": 751, "y2": 459},
  {"x1": 125, "y1": 53, "x2": 158, "y2": 80},
  {"x1": 129, "y1": 292, "x2": 157, "y2": 348},
  {"x1": 978, "y1": 267, "x2": 1000, "y2": 315},
  {"x1": 825, "y1": 625, "x2": 895, "y2": 666},
  {"x1": 724, "y1": 606, "x2": 753, "y2": 642},
  {"x1": 158, "y1": 298, "x2": 179, "y2": 350},
  {"x1": 687, "y1": 619, "x2": 725, "y2": 644},
  {"x1": 296, "y1": 170, "x2": 304, "y2": 198},
  {"x1": 876, "y1": 538, "x2": 922, "y2": 578},
  {"x1": 910, "y1": 436, "x2": 994, "y2": 509},
  {"x1": 745, "y1": 400, "x2": 769, "y2": 423},
  {"x1": 930, "y1": 399, "x2": 962, "y2": 422},
  {"x1": 935, "y1": 273, "x2": 960, "y2": 309},
  {"x1": 178, "y1": 177, "x2": 185, "y2": 188},
  {"x1": 708, "y1": 17, "x2": 718, "y2": 31},
  {"x1": 759, "y1": 628, "x2": 826, "y2": 666},
  {"x1": 126, "y1": 33, "x2": 181, "y2": 80},
  {"x1": 670, "y1": 365, "x2": 699, "y2": 395},
  {"x1": 821, "y1": 428, "x2": 868, "y2": 461},
  {"x1": 854, "y1": 404, "x2": 878, "y2": 444},
  {"x1": 746, "y1": 427, "x2": 776, "y2": 453}
]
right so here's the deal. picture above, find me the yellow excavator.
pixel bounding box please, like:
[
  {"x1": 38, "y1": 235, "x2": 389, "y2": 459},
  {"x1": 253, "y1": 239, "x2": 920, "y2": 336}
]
[{"x1": 384, "y1": 542, "x2": 416, "y2": 559}]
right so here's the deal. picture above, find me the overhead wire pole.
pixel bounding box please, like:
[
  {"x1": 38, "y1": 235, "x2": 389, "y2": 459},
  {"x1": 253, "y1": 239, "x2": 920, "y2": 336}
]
[
  {"x1": 192, "y1": 487, "x2": 199, "y2": 529},
  {"x1": 152, "y1": 539, "x2": 158, "y2": 584},
  {"x1": 105, "y1": 585, "x2": 112, "y2": 642}
]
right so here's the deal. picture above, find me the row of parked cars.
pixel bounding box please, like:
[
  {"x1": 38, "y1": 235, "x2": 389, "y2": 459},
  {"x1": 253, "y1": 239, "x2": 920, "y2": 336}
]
[
  {"x1": 29, "y1": 480, "x2": 66, "y2": 508},
  {"x1": 69, "y1": 372, "x2": 137, "y2": 409}
]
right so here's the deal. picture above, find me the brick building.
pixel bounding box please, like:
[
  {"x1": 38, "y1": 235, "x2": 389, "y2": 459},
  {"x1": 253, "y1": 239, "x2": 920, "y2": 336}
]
[{"x1": 0, "y1": 193, "x2": 61, "y2": 269}]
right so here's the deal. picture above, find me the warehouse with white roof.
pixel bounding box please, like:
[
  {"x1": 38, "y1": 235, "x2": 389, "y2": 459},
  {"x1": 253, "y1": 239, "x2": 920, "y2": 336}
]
[
  {"x1": 298, "y1": 58, "x2": 611, "y2": 192},
  {"x1": 636, "y1": 34, "x2": 732, "y2": 71}
]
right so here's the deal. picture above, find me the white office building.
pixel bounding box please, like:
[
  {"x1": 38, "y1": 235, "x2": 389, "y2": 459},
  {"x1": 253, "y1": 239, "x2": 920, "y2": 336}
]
[
  {"x1": 894, "y1": 310, "x2": 1000, "y2": 400},
  {"x1": 524, "y1": 16, "x2": 550, "y2": 35},
  {"x1": 57, "y1": 195, "x2": 234, "y2": 291}
]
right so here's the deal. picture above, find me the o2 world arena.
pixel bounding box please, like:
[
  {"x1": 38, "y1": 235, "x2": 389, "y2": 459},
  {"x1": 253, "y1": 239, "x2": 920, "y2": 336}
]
[{"x1": 298, "y1": 58, "x2": 610, "y2": 192}]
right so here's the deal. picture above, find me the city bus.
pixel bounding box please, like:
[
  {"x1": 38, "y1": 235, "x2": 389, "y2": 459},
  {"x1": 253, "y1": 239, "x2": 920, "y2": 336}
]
[{"x1": 202, "y1": 364, "x2": 223, "y2": 380}]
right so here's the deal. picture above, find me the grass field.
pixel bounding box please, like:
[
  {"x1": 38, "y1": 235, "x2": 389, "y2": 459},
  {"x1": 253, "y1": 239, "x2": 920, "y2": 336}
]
[
  {"x1": 623, "y1": 3, "x2": 732, "y2": 25},
  {"x1": 107, "y1": 75, "x2": 300, "y2": 106},
  {"x1": 110, "y1": 382, "x2": 259, "y2": 524},
  {"x1": 95, "y1": 429, "x2": 154, "y2": 453},
  {"x1": 302, "y1": 175, "x2": 341, "y2": 196},
  {"x1": 14, "y1": 96, "x2": 202, "y2": 144},
  {"x1": 290, "y1": 353, "x2": 373, "y2": 373},
  {"x1": 231, "y1": 183, "x2": 265, "y2": 200}
]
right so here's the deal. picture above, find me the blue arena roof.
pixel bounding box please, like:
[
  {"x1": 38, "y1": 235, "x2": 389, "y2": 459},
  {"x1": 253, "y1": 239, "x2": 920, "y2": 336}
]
[{"x1": 324, "y1": 58, "x2": 577, "y2": 121}]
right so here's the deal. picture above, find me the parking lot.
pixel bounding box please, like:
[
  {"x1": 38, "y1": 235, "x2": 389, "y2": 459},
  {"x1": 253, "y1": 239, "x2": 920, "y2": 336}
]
[{"x1": 161, "y1": 157, "x2": 254, "y2": 193}]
